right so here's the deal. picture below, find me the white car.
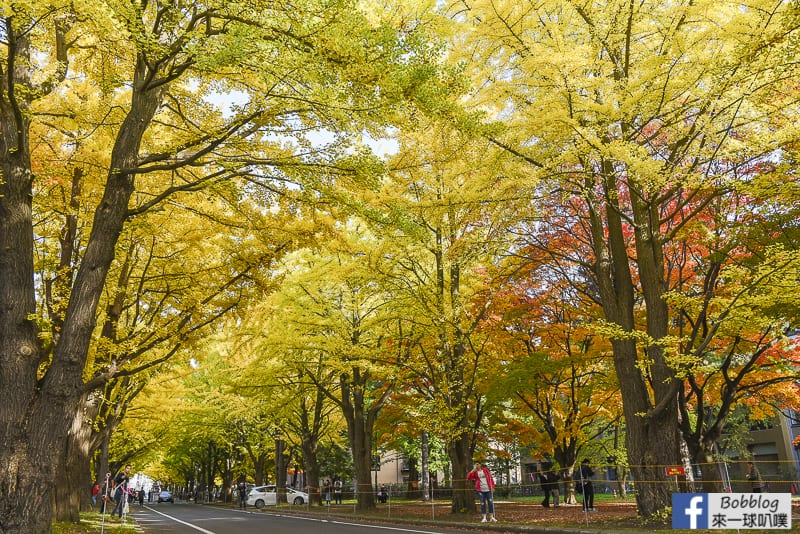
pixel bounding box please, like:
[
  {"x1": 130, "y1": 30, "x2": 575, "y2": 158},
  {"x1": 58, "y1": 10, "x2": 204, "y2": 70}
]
[{"x1": 247, "y1": 485, "x2": 308, "y2": 508}]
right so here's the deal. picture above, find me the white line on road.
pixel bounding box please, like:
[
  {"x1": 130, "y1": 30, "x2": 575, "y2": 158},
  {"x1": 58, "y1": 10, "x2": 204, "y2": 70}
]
[
  {"x1": 269, "y1": 512, "x2": 456, "y2": 533},
  {"x1": 144, "y1": 506, "x2": 217, "y2": 534},
  {"x1": 331, "y1": 521, "x2": 458, "y2": 533}
]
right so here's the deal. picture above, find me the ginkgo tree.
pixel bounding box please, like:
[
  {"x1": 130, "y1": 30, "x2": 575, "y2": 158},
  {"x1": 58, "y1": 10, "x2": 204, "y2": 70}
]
[
  {"x1": 227, "y1": 328, "x2": 346, "y2": 504},
  {"x1": 119, "y1": 343, "x2": 300, "y2": 501},
  {"x1": 248, "y1": 228, "x2": 408, "y2": 510},
  {"x1": 49, "y1": 174, "x2": 286, "y2": 520},
  {"x1": 447, "y1": 0, "x2": 800, "y2": 517},
  {"x1": 328, "y1": 118, "x2": 525, "y2": 515}
]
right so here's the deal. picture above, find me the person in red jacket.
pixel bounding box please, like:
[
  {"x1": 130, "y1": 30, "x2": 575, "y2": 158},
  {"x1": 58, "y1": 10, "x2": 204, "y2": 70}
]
[{"x1": 467, "y1": 461, "x2": 497, "y2": 522}]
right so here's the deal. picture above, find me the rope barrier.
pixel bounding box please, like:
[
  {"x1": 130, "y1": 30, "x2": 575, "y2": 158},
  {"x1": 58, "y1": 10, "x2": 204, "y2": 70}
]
[{"x1": 303, "y1": 457, "x2": 799, "y2": 500}]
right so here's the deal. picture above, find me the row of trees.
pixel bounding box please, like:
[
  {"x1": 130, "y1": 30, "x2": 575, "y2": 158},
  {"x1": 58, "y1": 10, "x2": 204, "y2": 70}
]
[
  {"x1": 2, "y1": 0, "x2": 799, "y2": 531},
  {"x1": 0, "y1": 0, "x2": 446, "y2": 531}
]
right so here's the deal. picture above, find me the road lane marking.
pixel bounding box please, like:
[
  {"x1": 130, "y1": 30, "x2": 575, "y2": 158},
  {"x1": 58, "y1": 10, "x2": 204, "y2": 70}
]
[
  {"x1": 268, "y1": 512, "x2": 456, "y2": 533},
  {"x1": 329, "y1": 522, "x2": 455, "y2": 533},
  {"x1": 143, "y1": 506, "x2": 217, "y2": 534}
]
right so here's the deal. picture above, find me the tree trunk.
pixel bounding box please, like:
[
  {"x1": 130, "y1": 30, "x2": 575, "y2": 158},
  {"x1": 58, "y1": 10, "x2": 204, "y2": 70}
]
[
  {"x1": 562, "y1": 467, "x2": 578, "y2": 505},
  {"x1": 0, "y1": 22, "x2": 54, "y2": 533},
  {"x1": 95, "y1": 431, "x2": 112, "y2": 501},
  {"x1": 250, "y1": 450, "x2": 267, "y2": 486},
  {"x1": 53, "y1": 426, "x2": 85, "y2": 523},
  {"x1": 552, "y1": 450, "x2": 578, "y2": 505},
  {"x1": 406, "y1": 456, "x2": 421, "y2": 499},
  {"x1": 694, "y1": 445, "x2": 726, "y2": 493},
  {"x1": 0, "y1": 21, "x2": 164, "y2": 524},
  {"x1": 447, "y1": 432, "x2": 475, "y2": 514},
  {"x1": 275, "y1": 439, "x2": 287, "y2": 503},
  {"x1": 298, "y1": 391, "x2": 323, "y2": 504},
  {"x1": 340, "y1": 370, "x2": 379, "y2": 510},
  {"x1": 350, "y1": 422, "x2": 375, "y2": 508},
  {"x1": 585, "y1": 166, "x2": 681, "y2": 518},
  {"x1": 351, "y1": 438, "x2": 375, "y2": 510},
  {"x1": 301, "y1": 439, "x2": 321, "y2": 505},
  {"x1": 54, "y1": 392, "x2": 101, "y2": 521}
]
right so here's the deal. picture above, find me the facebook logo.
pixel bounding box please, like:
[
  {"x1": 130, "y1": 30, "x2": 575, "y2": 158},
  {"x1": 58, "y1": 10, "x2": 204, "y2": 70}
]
[{"x1": 673, "y1": 493, "x2": 708, "y2": 529}]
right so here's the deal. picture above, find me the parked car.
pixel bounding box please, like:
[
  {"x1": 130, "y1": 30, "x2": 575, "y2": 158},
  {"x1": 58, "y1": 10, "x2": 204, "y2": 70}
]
[
  {"x1": 157, "y1": 490, "x2": 174, "y2": 503},
  {"x1": 246, "y1": 485, "x2": 308, "y2": 508}
]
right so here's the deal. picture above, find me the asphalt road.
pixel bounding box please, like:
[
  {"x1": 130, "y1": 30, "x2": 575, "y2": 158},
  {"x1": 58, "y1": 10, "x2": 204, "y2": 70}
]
[{"x1": 125, "y1": 503, "x2": 493, "y2": 534}]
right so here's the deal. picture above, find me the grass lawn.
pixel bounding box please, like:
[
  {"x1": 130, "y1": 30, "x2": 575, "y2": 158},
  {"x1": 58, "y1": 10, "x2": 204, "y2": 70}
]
[{"x1": 52, "y1": 511, "x2": 137, "y2": 534}]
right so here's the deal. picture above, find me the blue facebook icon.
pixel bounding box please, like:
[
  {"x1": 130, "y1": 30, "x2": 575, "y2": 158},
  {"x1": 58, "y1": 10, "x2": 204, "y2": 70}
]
[{"x1": 673, "y1": 493, "x2": 709, "y2": 529}]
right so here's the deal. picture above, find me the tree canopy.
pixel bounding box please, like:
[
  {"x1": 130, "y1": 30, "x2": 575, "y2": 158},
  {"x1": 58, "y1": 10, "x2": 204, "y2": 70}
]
[{"x1": 2, "y1": 0, "x2": 799, "y2": 530}]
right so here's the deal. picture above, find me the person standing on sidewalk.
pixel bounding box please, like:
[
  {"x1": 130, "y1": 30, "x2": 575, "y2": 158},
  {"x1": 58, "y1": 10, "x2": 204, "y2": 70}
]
[
  {"x1": 110, "y1": 465, "x2": 132, "y2": 520},
  {"x1": 467, "y1": 461, "x2": 497, "y2": 523},
  {"x1": 323, "y1": 479, "x2": 332, "y2": 505},
  {"x1": 237, "y1": 481, "x2": 248, "y2": 509},
  {"x1": 333, "y1": 477, "x2": 343, "y2": 504}
]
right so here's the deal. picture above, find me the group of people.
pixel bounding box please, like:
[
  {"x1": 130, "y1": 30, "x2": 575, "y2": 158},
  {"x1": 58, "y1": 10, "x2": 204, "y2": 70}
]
[
  {"x1": 468, "y1": 458, "x2": 599, "y2": 523},
  {"x1": 322, "y1": 477, "x2": 344, "y2": 504},
  {"x1": 96, "y1": 456, "x2": 769, "y2": 526},
  {"x1": 535, "y1": 458, "x2": 596, "y2": 512},
  {"x1": 535, "y1": 461, "x2": 561, "y2": 508},
  {"x1": 469, "y1": 456, "x2": 769, "y2": 523},
  {"x1": 94, "y1": 464, "x2": 135, "y2": 521}
]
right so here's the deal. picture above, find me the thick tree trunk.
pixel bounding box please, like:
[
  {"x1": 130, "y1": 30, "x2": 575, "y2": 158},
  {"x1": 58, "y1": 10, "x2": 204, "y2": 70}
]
[
  {"x1": 586, "y1": 167, "x2": 681, "y2": 518},
  {"x1": 447, "y1": 432, "x2": 475, "y2": 515},
  {"x1": 301, "y1": 439, "x2": 321, "y2": 505},
  {"x1": 275, "y1": 439, "x2": 287, "y2": 503},
  {"x1": 351, "y1": 438, "x2": 375, "y2": 509},
  {"x1": 0, "y1": 39, "x2": 162, "y2": 529},
  {"x1": 0, "y1": 24, "x2": 53, "y2": 533},
  {"x1": 694, "y1": 445, "x2": 726, "y2": 493},
  {"x1": 54, "y1": 392, "x2": 100, "y2": 521},
  {"x1": 340, "y1": 371, "x2": 379, "y2": 510},
  {"x1": 346, "y1": 409, "x2": 375, "y2": 509},
  {"x1": 53, "y1": 429, "x2": 84, "y2": 523}
]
